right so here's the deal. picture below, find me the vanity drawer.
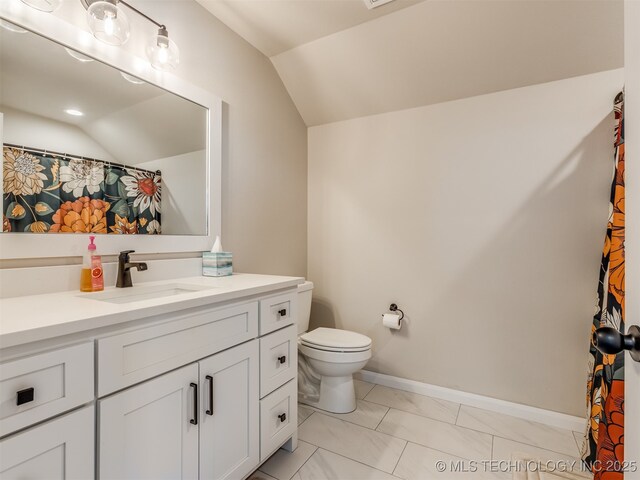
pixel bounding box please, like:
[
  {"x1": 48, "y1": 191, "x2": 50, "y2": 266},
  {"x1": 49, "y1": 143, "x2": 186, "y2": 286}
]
[
  {"x1": 259, "y1": 291, "x2": 297, "y2": 335},
  {"x1": 0, "y1": 342, "x2": 94, "y2": 438},
  {"x1": 97, "y1": 301, "x2": 258, "y2": 397},
  {"x1": 260, "y1": 325, "x2": 297, "y2": 398},
  {"x1": 260, "y1": 379, "x2": 297, "y2": 462}
]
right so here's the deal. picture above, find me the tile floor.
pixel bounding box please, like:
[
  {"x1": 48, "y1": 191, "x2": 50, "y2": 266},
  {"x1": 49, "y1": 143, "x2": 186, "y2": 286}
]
[{"x1": 250, "y1": 380, "x2": 590, "y2": 480}]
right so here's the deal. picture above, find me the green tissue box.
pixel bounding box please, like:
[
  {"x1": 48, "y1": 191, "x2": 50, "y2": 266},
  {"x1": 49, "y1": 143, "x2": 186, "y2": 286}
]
[{"x1": 202, "y1": 252, "x2": 233, "y2": 277}]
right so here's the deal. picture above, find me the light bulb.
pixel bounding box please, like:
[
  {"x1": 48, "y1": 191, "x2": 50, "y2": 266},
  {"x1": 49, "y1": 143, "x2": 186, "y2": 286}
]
[
  {"x1": 146, "y1": 27, "x2": 179, "y2": 70},
  {"x1": 104, "y1": 13, "x2": 115, "y2": 36},
  {"x1": 158, "y1": 46, "x2": 168, "y2": 64},
  {"x1": 86, "y1": 0, "x2": 130, "y2": 46}
]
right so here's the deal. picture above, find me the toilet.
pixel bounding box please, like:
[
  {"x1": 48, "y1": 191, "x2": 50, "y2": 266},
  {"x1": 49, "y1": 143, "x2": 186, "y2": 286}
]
[{"x1": 296, "y1": 281, "x2": 372, "y2": 414}]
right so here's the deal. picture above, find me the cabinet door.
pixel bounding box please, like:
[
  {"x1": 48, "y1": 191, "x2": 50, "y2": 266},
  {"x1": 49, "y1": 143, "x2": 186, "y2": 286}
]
[
  {"x1": 0, "y1": 405, "x2": 94, "y2": 480},
  {"x1": 199, "y1": 340, "x2": 259, "y2": 480},
  {"x1": 99, "y1": 364, "x2": 199, "y2": 480}
]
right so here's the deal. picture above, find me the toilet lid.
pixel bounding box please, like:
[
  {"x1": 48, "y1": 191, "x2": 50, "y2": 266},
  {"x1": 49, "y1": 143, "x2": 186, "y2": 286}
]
[{"x1": 300, "y1": 327, "x2": 372, "y2": 350}]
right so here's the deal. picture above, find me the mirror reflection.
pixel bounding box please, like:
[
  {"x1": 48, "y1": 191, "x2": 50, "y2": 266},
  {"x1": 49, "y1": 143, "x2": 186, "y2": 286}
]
[{"x1": 1, "y1": 21, "x2": 208, "y2": 235}]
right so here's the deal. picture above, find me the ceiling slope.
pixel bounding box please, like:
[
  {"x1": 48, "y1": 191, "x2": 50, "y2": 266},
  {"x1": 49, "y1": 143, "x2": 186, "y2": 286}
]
[
  {"x1": 271, "y1": 0, "x2": 623, "y2": 126},
  {"x1": 196, "y1": 0, "x2": 427, "y2": 57}
]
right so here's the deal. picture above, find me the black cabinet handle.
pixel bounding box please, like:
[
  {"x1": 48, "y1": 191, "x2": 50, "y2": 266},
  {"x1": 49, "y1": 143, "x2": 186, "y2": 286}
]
[
  {"x1": 278, "y1": 356, "x2": 286, "y2": 364},
  {"x1": 205, "y1": 375, "x2": 213, "y2": 416},
  {"x1": 278, "y1": 413, "x2": 287, "y2": 423},
  {"x1": 17, "y1": 387, "x2": 34, "y2": 406},
  {"x1": 190, "y1": 382, "x2": 198, "y2": 425},
  {"x1": 278, "y1": 309, "x2": 287, "y2": 317}
]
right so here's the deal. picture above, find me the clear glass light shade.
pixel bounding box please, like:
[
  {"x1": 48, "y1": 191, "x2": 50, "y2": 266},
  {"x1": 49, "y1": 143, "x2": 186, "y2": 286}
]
[
  {"x1": 86, "y1": 1, "x2": 130, "y2": 46},
  {"x1": 20, "y1": 0, "x2": 61, "y2": 12},
  {"x1": 147, "y1": 32, "x2": 179, "y2": 70}
]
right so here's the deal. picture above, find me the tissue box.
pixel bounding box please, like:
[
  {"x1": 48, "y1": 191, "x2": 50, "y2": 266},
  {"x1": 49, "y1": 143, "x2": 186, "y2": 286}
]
[{"x1": 202, "y1": 252, "x2": 233, "y2": 277}]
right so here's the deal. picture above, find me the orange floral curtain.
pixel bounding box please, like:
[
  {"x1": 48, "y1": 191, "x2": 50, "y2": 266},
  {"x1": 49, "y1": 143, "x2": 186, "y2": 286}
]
[
  {"x1": 582, "y1": 92, "x2": 625, "y2": 479},
  {"x1": 2, "y1": 146, "x2": 161, "y2": 234}
]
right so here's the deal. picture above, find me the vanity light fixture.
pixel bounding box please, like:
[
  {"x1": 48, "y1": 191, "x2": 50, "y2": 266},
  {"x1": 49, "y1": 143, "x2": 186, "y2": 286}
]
[
  {"x1": 20, "y1": 0, "x2": 61, "y2": 13},
  {"x1": 64, "y1": 109, "x2": 84, "y2": 116},
  {"x1": 21, "y1": 0, "x2": 180, "y2": 70},
  {"x1": 81, "y1": 0, "x2": 179, "y2": 69}
]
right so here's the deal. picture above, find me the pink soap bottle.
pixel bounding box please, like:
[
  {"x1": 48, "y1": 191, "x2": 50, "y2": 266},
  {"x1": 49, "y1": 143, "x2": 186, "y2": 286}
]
[{"x1": 81, "y1": 236, "x2": 104, "y2": 292}]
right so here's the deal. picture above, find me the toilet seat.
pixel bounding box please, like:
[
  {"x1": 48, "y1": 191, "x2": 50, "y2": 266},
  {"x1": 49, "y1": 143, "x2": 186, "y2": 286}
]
[
  {"x1": 300, "y1": 327, "x2": 372, "y2": 352},
  {"x1": 299, "y1": 343, "x2": 372, "y2": 364}
]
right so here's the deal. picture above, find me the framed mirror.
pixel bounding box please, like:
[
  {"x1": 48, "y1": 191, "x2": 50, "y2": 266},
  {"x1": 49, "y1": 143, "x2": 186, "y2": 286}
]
[{"x1": 0, "y1": 2, "x2": 222, "y2": 259}]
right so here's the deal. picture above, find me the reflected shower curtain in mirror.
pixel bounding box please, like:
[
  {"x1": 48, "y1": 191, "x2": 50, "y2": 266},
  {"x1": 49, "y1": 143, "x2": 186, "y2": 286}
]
[
  {"x1": 2, "y1": 146, "x2": 161, "y2": 234},
  {"x1": 582, "y1": 92, "x2": 625, "y2": 479}
]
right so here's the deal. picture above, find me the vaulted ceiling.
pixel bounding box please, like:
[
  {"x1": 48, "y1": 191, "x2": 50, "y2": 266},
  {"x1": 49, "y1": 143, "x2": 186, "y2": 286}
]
[{"x1": 197, "y1": 0, "x2": 624, "y2": 126}]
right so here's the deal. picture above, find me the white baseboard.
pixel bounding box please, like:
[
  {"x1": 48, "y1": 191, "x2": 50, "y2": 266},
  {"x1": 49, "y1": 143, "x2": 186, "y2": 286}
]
[{"x1": 355, "y1": 370, "x2": 586, "y2": 433}]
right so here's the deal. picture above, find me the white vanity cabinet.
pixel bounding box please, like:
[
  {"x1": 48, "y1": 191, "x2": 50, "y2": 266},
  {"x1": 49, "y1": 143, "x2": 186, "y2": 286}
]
[
  {"x1": 0, "y1": 406, "x2": 94, "y2": 479},
  {"x1": 99, "y1": 340, "x2": 260, "y2": 480},
  {"x1": 0, "y1": 276, "x2": 302, "y2": 480}
]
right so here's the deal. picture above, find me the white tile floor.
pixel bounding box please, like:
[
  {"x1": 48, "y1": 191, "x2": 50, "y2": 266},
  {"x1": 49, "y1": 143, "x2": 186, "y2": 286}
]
[{"x1": 250, "y1": 381, "x2": 590, "y2": 480}]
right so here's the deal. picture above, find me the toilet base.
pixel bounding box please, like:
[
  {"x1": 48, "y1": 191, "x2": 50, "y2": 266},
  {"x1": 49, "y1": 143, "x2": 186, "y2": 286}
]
[{"x1": 299, "y1": 375, "x2": 357, "y2": 414}]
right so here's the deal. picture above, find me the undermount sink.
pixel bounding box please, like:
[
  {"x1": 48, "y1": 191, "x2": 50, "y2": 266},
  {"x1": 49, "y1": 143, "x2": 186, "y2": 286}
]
[{"x1": 81, "y1": 283, "x2": 214, "y2": 304}]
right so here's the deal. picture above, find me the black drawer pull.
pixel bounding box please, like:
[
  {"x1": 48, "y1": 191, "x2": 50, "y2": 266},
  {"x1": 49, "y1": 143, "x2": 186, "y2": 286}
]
[
  {"x1": 17, "y1": 387, "x2": 34, "y2": 406},
  {"x1": 205, "y1": 375, "x2": 213, "y2": 416},
  {"x1": 278, "y1": 413, "x2": 287, "y2": 423},
  {"x1": 190, "y1": 382, "x2": 198, "y2": 425},
  {"x1": 278, "y1": 356, "x2": 286, "y2": 364},
  {"x1": 278, "y1": 309, "x2": 287, "y2": 317}
]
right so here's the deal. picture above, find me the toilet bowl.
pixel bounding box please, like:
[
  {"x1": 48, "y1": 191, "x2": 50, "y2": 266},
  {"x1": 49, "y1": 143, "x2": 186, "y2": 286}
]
[{"x1": 296, "y1": 282, "x2": 372, "y2": 413}]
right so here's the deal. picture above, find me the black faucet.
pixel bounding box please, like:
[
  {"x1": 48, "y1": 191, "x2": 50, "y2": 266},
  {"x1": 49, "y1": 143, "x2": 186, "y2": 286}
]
[{"x1": 116, "y1": 250, "x2": 148, "y2": 288}]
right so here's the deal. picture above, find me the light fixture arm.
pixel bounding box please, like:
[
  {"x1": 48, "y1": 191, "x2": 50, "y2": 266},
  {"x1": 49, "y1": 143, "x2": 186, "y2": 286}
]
[
  {"x1": 81, "y1": 0, "x2": 165, "y2": 30},
  {"x1": 118, "y1": 0, "x2": 164, "y2": 29}
]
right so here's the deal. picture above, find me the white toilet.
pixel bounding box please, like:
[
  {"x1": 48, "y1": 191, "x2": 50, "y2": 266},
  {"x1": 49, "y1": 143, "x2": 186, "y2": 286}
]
[{"x1": 296, "y1": 281, "x2": 372, "y2": 414}]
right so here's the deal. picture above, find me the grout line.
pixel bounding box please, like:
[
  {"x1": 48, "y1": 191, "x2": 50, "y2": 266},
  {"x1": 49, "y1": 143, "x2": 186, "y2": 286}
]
[
  {"x1": 286, "y1": 444, "x2": 319, "y2": 480},
  {"x1": 391, "y1": 440, "x2": 409, "y2": 476},
  {"x1": 313, "y1": 447, "x2": 403, "y2": 477},
  {"x1": 373, "y1": 406, "x2": 390, "y2": 431},
  {"x1": 361, "y1": 382, "x2": 377, "y2": 401},
  {"x1": 490, "y1": 435, "x2": 495, "y2": 461},
  {"x1": 363, "y1": 396, "x2": 459, "y2": 425},
  {"x1": 374, "y1": 407, "x2": 392, "y2": 432},
  {"x1": 482, "y1": 431, "x2": 582, "y2": 460},
  {"x1": 297, "y1": 410, "x2": 315, "y2": 428},
  {"x1": 304, "y1": 400, "x2": 388, "y2": 431},
  {"x1": 455, "y1": 403, "x2": 462, "y2": 425}
]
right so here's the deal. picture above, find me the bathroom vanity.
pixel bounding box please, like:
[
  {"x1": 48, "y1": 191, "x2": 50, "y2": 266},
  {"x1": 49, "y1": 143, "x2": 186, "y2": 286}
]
[{"x1": 0, "y1": 273, "x2": 302, "y2": 479}]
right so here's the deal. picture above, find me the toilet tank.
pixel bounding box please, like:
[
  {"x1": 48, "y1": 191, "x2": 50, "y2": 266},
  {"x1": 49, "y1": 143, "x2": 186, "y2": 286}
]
[{"x1": 297, "y1": 281, "x2": 314, "y2": 334}]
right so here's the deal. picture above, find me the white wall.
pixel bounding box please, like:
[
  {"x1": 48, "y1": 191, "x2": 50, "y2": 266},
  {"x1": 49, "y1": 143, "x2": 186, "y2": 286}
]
[
  {"x1": 308, "y1": 69, "x2": 623, "y2": 416},
  {"x1": 138, "y1": 151, "x2": 206, "y2": 236},
  {"x1": 0, "y1": 0, "x2": 308, "y2": 277},
  {"x1": 1, "y1": 105, "x2": 114, "y2": 160}
]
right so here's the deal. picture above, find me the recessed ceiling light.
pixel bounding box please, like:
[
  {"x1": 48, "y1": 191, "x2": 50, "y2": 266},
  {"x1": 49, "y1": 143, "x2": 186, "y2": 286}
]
[
  {"x1": 65, "y1": 47, "x2": 94, "y2": 63},
  {"x1": 120, "y1": 72, "x2": 145, "y2": 85},
  {"x1": 65, "y1": 109, "x2": 84, "y2": 116},
  {"x1": 0, "y1": 19, "x2": 28, "y2": 33}
]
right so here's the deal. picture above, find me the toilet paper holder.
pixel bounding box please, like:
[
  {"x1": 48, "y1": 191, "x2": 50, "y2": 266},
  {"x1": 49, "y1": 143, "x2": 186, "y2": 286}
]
[{"x1": 388, "y1": 303, "x2": 405, "y2": 322}]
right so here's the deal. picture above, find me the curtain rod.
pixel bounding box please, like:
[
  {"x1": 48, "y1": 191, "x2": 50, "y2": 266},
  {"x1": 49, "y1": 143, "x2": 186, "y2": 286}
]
[{"x1": 3, "y1": 143, "x2": 161, "y2": 176}]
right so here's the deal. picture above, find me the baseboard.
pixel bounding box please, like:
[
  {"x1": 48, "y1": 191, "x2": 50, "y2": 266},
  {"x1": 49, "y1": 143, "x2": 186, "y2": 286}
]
[{"x1": 355, "y1": 370, "x2": 586, "y2": 433}]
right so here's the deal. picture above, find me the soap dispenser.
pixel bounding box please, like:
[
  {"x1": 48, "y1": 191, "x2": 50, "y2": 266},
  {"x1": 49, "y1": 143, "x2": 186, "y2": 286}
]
[{"x1": 81, "y1": 236, "x2": 104, "y2": 292}]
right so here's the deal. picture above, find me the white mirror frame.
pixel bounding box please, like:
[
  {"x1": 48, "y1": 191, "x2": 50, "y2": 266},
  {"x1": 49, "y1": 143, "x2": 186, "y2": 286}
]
[{"x1": 0, "y1": 1, "x2": 222, "y2": 259}]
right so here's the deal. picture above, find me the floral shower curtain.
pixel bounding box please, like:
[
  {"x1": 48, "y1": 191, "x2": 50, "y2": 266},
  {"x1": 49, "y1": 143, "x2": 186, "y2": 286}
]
[
  {"x1": 2, "y1": 146, "x2": 161, "y2": 234},
  {"x1": 582, "y1": 92, "x2": 625, "y2": 479}
]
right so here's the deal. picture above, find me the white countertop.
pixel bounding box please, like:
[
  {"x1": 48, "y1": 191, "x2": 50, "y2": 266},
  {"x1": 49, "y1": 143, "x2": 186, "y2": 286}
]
[{"x1": 0, "y1": 273, "x2": 304, "y2": 349}]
